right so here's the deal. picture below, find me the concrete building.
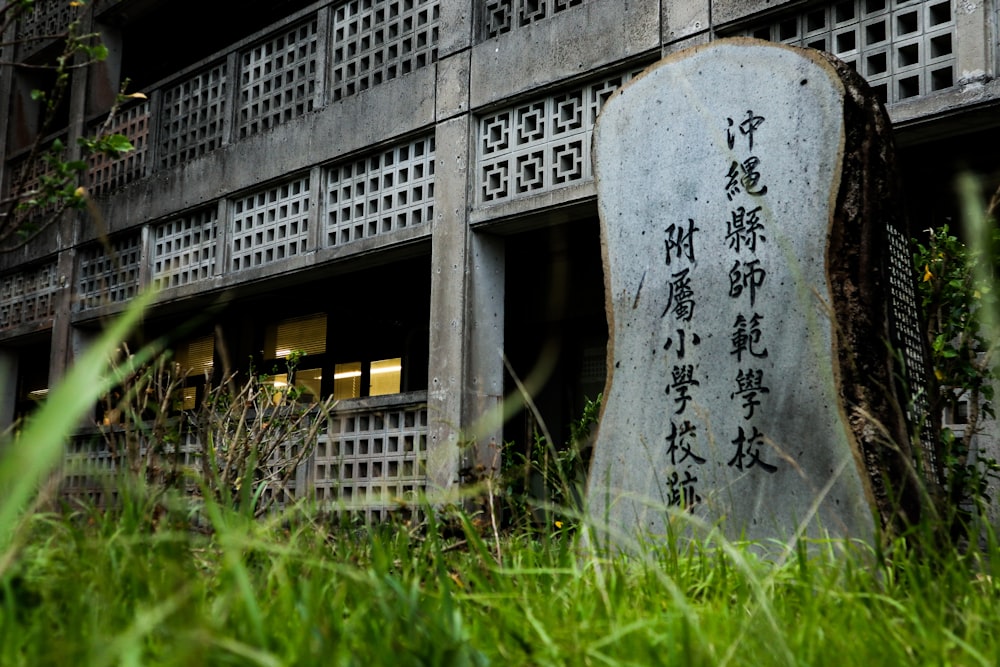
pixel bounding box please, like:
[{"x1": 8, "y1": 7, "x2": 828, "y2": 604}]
[{"x1": 1, "y1": 0, "x2": 998, "y2": 514}]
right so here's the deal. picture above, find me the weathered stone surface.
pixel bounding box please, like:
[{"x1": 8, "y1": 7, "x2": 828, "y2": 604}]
[{"x1": 587, "y1": 38, "x2": 930, "y2": 545}]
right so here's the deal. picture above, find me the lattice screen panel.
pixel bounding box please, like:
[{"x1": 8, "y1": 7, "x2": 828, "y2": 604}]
[
  {"x1": 63, "y1": 430, "x2": 203, "y2": 503},
  {"x1": 237, "y1": 18, "x2": 319, "y2": 139},
  {"x1": 259, "y1": 438, "x2": 307, "y2": 509},
  {"x1": 325, "y1": 134, "x2": 435, "y2": 246},
  {"x1": 231, "y1": 177, "x2": 311, "y2": 271},
  {"x1": 14, "y1": 0, "x2": 78, "y2": 57},
  {"x1": 314, "y1": 404, "x2": 428, "y2": 520},
  {"x1": 63, "y1": 435, "x2": 118, "y2": 501},
  {"x1": 886, "y1": 224, "x2": 937, "y2": 475},
  {"x1": 159, "y1": 62, "x2": 229, "y2": 168},
  {"x1": 477, "y1": 68, "x2": 644, "y2": 205},
  {"x1": 88, "y1": 100, "x2": 149, "y2": 196},
  {"x1": 330, "y1": 0, "x2": 441, "y2": 102},
  {"x1": 77, "y1": 233, "x2": 142, "y2": 310},
  {"x1": 742, "y1": 0, "x2": 956, "y2": 103},
  {"x1": 152, "y1": 208, "x2": 219, "y2": 288},
  {"x1": 483, "y1": 0, "x2": 585, "y2": 38},
  {"x1": 7, "y1": 140, "x2": 65, "y2": 222},
  {"x1": 0, "y1": 261, "x2": 58, "y2": 331}
]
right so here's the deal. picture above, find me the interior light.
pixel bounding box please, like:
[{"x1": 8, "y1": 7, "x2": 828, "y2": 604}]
[
  {"x1": 273, "y1": 380, "x2": 288, "y2": 388},
  {"x1": 275, "y1": 348, "x2": 292, "y2": 358},
  {"x1": 370, "y1": 364, "x2": 402, "y2": 375},
  {"x1": 333, "y1": 370, "x2": 363, "y2": 379}
]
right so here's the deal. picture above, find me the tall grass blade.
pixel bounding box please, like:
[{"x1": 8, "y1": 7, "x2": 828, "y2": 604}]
[{"x1": 0, "y1": 289, "x2": 157, "y2": 556}]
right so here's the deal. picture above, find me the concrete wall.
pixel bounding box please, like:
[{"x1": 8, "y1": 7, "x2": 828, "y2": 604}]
[{"x1": 0, "y1": 0, "x2": 997, "y2": 498}]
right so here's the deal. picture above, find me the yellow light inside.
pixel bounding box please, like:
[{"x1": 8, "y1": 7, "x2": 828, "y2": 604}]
[{"x1": 370, "y1": 358, "x2": 402, "y2": 396}]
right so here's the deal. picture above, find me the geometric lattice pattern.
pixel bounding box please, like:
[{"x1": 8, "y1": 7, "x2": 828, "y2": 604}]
[
  {"x1": 62, "y1": 430, "x2": 203, "y2": 504},
  {"x1": 77, "y1": 233, "x2": 142, "y2": 310},
  {"x1": 478, "y1": 67, "x2": 643, "y2": 204},
  {"x1": 7, "y1": 141, "x2": 64, "y2": 223},
  {"x1": 483, "y1": 0, "x2": 584, "y2": 38},
  {"x1": 231, "y1": 176, "x2": 311, "y2": 272},
  {"x1": 314, "y1": 403, "x2": 428, "y2": 520},
  {"x1": 0, "y1": 261, "x2": 59, "y2": 331},
  {"x1": 330, "y1": 0, "x2": 440, "y2": 102},
  {"x1": 63, "y1": 434, "x2": 119, "y2": 503},
  {"x1": 14, "y1": 0, "x2": 78, "y2": 57},
  {"x1": 325, "y1": 134, "x2": 435, "y2": 246},
  {"x1": 886, "y1": 224, "x2": 938, "y2": 475},
  {"x1": 88, "y1": 100, "x2": 150, "y2": 196},
  {"x1": 152, "y1": 208, "x2": 219, "y2": 288},
  {"x1": 237, "y1": 18, "x2": 319, "y2": 139},
  {"x1": 743, "y1": 0, "x2": 956, "y2": 104},
  {"x1": 159, "y1": 62, "x2": 229, "y2": 168}
]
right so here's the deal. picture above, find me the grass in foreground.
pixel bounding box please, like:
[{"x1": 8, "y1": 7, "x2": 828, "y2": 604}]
[{"x1": 1, "y1": 489, "x2": 999, "y2": 667}]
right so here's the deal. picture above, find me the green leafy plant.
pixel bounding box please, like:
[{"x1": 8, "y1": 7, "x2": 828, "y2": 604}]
[
  {"x1": 914, "y1": 177, "x2": 1000, "y2": 535},
  {"x1": 501, "y1": 393, "x2": 601, "y2": 530},
  {"x1": 0, "y1": 1, "x2": 140, "y2": 248}
]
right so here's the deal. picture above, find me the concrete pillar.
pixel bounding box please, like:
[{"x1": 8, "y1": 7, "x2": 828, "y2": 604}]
[
  {"x1": 0, "y1": 348, "x2": 18, "y2": 431},
  {"x1": 462, "y1": 231, "x2": 505, "y2": 478},
  {"x1": 426, "y1": 114, "x2": 507, "y2": 503},
  {"x1": 47, "y1": 248, "x2": 76, "y2": 386},
  {"x1": 955, "y1": 0, "x2": 993, "y2": 84},
  {"x1": 427, "y1": 114, "x2": 470, "y2": 501},
  {"x1": 0, "y1": 14, "x2": 15, "y2": 196}
]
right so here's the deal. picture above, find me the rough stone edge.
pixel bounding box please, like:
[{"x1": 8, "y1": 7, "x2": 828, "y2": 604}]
[{"x1": 816, "y1": 49, "x2": 937, "y2": 533}]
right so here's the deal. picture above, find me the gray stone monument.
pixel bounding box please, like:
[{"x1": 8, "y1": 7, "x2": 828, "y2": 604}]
[{"x1": 587, "y1": 38, "x2": 934, "y2": 545}]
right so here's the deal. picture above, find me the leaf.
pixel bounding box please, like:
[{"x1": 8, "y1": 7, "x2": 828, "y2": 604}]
[
  {"x1": 102, "y1": 133, "x2": 135, "y2": 154},
  {"x1": 29, "y1": 89, "x2": 45, "y2": 101}
]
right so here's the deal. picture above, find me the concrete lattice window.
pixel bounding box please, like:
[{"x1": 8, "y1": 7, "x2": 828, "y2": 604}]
[
  {"x1": 886, "y1": 223, "x2": 937, "y2": 470},
  {"x1": 230, "y1": 176, "x2": 311, "y2": 272},
  {"x1": 0, "y1": 261, "x2": 58, "y2": 331},
  {"x1": 482, "y1": 0, "x2": 585, "y2": 38},
  {"x1": 743, "y1": 0, "x2": 957, "y2": 104},
  {"x1": 313, "y1": 405, "x2": 428, "y2": 519},
  {"x1": 330, "y1": 0, "x2": 440, "y2": 102},
  {"x1": 13, "y1": 0, "x2": 77, "y2": 59},
  {"x1": 477, "y1": 66, "x2": 644, "y2": 205},
  {"x1": 159, "y1": 62, "x2": 229, "y2": 168},
  {"x1": 88, "y1": 100, "x2": 150, "y2": 196},
  {"x1": 324, "y1": 134, "x2": 435, "y2": 246},
  {"x1": 151, "y1": 207, "x2": 219, "y2": 288},
  {"x1": 237, "y1": 18, "x2": 319, "y2": 139},
  {"x1": 77, "y1": 233, "x2": 142, "y2": 310}
]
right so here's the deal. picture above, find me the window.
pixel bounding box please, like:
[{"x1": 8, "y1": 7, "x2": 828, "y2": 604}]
[
  {"x1": 261, "y1": 312, "x2": 407, "y2": 402},
  {"x1": 370, "y1": 357, "x2": 402, "y2": 396},
  {"x1": 264, "y1": 313, "x2": 327, "y2": 401},
  {"x1": 332, "y1": 357, "x2": 403, "y2": 400},
  {"x1": 174, "y1": 333, "x2": 215, "y2": 410}
]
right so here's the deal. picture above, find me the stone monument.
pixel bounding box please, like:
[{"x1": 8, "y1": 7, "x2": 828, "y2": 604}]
[{"x1": 587, "y1": 38, "x2": 935, "y2": 544}]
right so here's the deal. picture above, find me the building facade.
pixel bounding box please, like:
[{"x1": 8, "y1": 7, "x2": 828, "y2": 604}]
[{"x1": 1, "y1": 0, "x2": 998, "y2": 514}]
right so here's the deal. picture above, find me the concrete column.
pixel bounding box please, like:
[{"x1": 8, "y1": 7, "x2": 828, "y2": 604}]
[
  {"x1": 425, "y1": 0, "x2": 476, "y2": 501},
  {"x1": 426, "y1": 114, "x2": 470, "y2": 501},
  {"x1": 462, "y1": 231, "x2": 505, "y2": 478},
  {"x1": 427, "y1": 114, "x2": 507, "y2": 502},
  {"x1": 955, "y1": 0, "x2": 993, "y2": 84},
  {"x1": 47, "y1": 248, "x2": 76, "y2": 385},
  {"x1": 0, "y1": 348, "x2": 18, "y2": 431},
  {"x1": 87, "y1": 19, "x2": 124, "y2": 116},
  {"x1": 0, "y1": 14, "x2": 15, "y2": 195}
]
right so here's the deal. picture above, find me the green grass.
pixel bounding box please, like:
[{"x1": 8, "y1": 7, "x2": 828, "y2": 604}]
[{"x1": 1, "y1": 489, "x2": 999, "y2": 667}]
